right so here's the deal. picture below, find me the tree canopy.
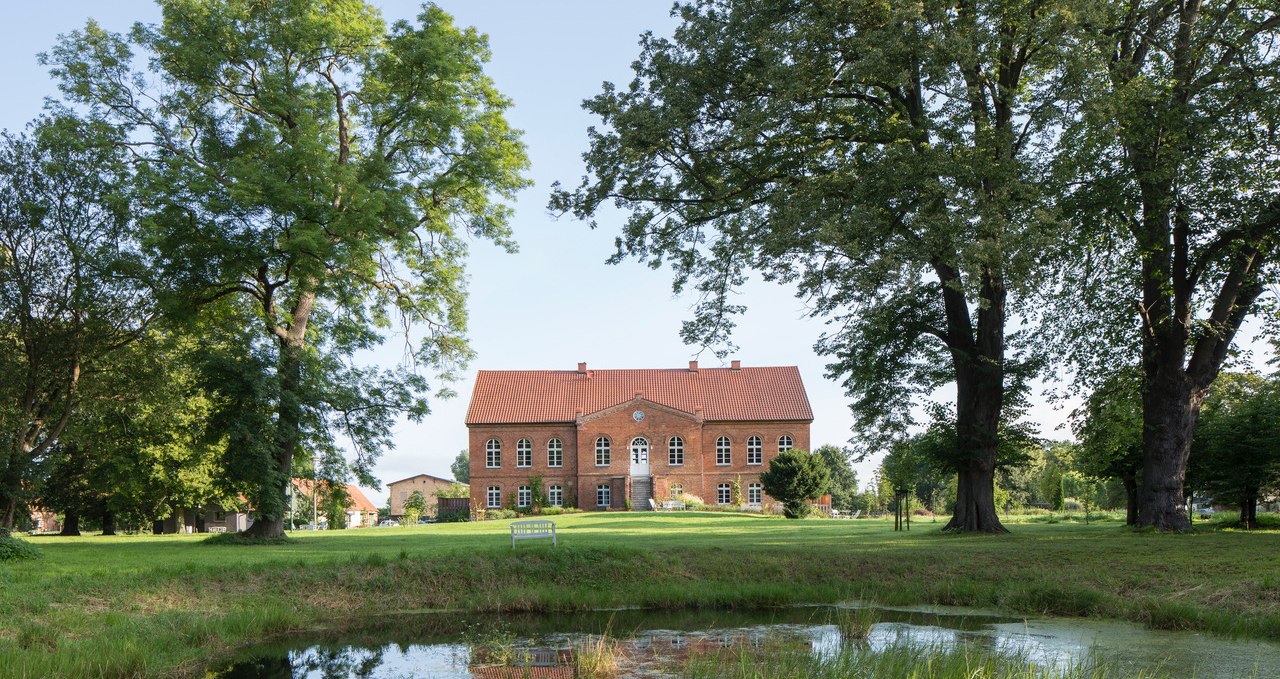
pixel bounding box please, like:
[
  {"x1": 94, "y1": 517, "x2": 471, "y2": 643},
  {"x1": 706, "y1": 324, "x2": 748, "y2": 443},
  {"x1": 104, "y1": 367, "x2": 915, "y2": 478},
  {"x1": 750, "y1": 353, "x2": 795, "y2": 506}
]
[
  {"x1": 0, "y1": 118, "x2": 148, "y2": 530},
  {"x1": 42, "y1": 0, "x2": 529, "y2": 537},
  {"x1": 554, "y1": 0, "x2": 1087, "y2": 532}
]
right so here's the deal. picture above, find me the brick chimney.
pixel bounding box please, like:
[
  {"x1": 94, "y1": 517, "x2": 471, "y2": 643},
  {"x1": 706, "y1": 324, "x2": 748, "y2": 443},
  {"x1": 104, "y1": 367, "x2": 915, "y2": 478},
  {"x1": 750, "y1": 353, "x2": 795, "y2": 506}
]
[
  {"x1": 688, "y1": 360, "x2": 699, "y2": 373},
  {"x1": 730, "y1": 360, "x2": 741, "y2": 371},
  {"x1": 577, "y1": 362, "x2": 587, "y2": 374}
]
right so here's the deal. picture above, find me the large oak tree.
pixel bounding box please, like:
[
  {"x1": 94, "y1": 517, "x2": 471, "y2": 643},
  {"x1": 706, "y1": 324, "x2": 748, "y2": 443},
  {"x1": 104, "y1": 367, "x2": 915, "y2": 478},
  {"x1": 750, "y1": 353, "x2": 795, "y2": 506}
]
[
  {"x1": 1052, "y1": 1, "x2": 1280, "y2": 529},
  {"x1": 44, "y1": 0, "x2": 529, "y2": 537},
  {"x1": 554, "y1": 0, "x2": 1083, "y2": 531}
]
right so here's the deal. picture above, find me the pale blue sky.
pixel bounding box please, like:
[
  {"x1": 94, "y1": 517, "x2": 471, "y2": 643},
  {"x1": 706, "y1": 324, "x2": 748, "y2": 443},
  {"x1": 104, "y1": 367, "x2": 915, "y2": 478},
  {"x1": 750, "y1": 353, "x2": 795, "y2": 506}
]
[{"x1": 4, "y1": 2, "x2": 1272, "y2": 505}]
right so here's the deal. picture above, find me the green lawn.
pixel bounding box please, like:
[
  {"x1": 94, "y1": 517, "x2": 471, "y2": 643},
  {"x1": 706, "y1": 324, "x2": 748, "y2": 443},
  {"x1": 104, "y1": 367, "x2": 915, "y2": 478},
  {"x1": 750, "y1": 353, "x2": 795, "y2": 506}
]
[{"x1": 3, "y1": 512, "x2": 1279, "y2": 677}]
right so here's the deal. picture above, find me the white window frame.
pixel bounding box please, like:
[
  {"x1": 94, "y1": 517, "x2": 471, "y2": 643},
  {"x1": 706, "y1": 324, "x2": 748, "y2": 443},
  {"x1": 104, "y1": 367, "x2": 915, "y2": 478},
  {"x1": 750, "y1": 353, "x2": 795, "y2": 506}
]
[
  {"x1": 748, "y1": 482, "x2": 763, "y2": 505},
  {"x1": 778, "y1": 435, "x2": 793, "y2": 452},
  {"x1": 716, "y1": 436, "x2": 731, "y2": 466},
  {"x1": 747, "y1": 435, "x2": 763, "y2": 465},
  {"x1": 547, "y1": 438, "x2": 563, "y2": 467},
  {"x1": 486, "y1": 439, "x2": 501, "y2": 468},
  {"x1": 517, "y1": 485, "x2": 531, "y2": 508},
  {"x1": 548, "y1": 484, "x2": 563, "y2": 507},
  {"x1": 516, "y1": 438, "x2": 532, "y2": 468},
  {"x1": 597, "y1": 484, "x2": 611, "y2": 508},
  {"x1": 669, "y1": 483, "x2": 683, "y2": 499},
  {"x1": 668, "y1": 436, "x2": 684, "y2": 466},
  {"x1": 595, "y1": 437, "x2": 611, "y2": 466},
  {"x1": 717, "y1": 483, "x2": 731, "y2": 505},
  {"x1": 486, "y1": 486, "x2": 501, "y2": 509}
]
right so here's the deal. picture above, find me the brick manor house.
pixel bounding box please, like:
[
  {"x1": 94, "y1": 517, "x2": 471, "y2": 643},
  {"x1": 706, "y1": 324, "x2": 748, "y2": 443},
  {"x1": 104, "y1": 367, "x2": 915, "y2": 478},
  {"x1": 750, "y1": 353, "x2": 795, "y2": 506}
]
[{"x1": 465, "y1": 361, "x2": 813, "y2": 512}]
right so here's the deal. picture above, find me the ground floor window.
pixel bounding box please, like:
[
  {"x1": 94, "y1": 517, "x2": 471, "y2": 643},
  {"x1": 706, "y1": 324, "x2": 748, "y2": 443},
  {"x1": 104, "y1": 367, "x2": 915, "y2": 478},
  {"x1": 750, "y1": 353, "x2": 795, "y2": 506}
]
[
  {"x1": 517, "y1": 485, "x2": 531, "y2": 508},
  {"x1": 717, "y1": 483, "x2": 731, "y2": 505},
  {"x1": 748, "y1": 482, "x2": 762, "y2": 505},
  {"x1": 597, "y1": 484, "x2": 611, "y2": 508},
  {"x1": 549, "y1": 484, "x2": 563, "y2": 507},
  {"x1": 487, "y1": 486, "x2": 501, "y2": 509},
  {"x1": 669, "y1": 483, "x2": 683, "y2": 499}
]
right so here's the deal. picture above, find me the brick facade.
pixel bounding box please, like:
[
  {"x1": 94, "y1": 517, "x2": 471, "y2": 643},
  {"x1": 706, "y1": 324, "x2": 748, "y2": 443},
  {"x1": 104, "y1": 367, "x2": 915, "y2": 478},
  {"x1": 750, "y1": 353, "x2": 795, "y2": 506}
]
[{"x1": 466, "y1": 363, "x2": 812, "y2": 512}]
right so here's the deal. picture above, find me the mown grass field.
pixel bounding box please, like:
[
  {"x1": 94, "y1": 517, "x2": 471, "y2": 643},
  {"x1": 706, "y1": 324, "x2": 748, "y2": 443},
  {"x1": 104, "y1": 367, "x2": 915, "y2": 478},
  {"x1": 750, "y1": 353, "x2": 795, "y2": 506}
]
[{"x1": 3, "y1": 511, "x2": 1279, "y2": 677}]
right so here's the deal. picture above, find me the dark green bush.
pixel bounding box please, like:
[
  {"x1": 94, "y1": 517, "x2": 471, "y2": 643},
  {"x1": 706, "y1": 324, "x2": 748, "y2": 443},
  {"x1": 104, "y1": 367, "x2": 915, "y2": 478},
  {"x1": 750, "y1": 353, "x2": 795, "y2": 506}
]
[{"x1": 0, "y1": 533, "x2": 44, "y2": 561}]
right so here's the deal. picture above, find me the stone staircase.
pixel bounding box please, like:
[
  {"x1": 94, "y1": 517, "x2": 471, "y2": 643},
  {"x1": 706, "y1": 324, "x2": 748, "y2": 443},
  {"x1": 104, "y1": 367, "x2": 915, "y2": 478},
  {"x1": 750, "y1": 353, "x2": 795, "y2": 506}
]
[{"x1": 630, "y1": 477, "x2": 653, "y2": 511}]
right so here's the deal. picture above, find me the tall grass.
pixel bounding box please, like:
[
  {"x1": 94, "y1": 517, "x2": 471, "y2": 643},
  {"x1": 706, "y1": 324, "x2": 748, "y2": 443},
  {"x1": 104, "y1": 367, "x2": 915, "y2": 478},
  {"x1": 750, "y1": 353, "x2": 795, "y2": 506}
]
[{"x1": 679, "y1": 643, "x2": 1169, "y2": 679}]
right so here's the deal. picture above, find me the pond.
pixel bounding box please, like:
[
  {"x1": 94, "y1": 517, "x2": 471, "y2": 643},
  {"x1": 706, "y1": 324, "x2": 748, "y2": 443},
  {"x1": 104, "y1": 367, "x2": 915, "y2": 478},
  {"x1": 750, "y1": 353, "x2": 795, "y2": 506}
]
[{"x1": 211, "y1": 604, "x2": 1280, "y2": 678}]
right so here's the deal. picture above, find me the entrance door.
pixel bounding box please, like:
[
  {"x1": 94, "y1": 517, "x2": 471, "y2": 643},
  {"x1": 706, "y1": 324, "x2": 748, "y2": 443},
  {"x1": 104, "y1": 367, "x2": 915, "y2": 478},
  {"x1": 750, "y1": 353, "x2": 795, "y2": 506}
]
[{"x1": 630, "y1": 437, "x2": 650, "y2": 476}]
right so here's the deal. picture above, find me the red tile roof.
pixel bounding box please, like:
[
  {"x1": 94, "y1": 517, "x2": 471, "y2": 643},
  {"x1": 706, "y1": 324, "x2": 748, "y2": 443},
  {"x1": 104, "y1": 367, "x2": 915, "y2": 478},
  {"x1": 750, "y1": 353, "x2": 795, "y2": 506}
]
[
  {"x1": 291, "y1": 479, "x2": 378, "y2": 514},
  {"x1": 466, "y1": 365, "x2": 813, "y2": 425}
]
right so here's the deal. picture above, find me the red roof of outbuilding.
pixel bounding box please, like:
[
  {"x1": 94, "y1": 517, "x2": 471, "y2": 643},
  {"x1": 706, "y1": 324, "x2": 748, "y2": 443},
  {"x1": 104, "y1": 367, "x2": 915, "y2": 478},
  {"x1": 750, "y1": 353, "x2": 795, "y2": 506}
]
[
  {"x1": 291, "y1": 479, "x2": 378, "y2": 514},
  {"x1": 465, "y1": 365, "x2": 813, "y2": 425}
]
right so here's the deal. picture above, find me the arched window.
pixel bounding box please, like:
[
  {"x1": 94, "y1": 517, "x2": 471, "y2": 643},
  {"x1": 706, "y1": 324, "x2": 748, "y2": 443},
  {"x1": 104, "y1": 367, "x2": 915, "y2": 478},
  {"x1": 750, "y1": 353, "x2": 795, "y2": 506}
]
[
  {"x1": 548, "y1": 485, "x2": 563, "y2": 507},
  {"x1": 596, "y1": 483, "x2": 611, "y2": 507},
  {"x1": 747, "y1": 435, "x2": 763, "y2": 465},
  {"x1": 748, "y1": 482, "x2": 763, "y2": 505},
  {"x1": 595, "y1": 437, "x2": 611, "y2": 466},
  {"x1": 631, "y1": 437, "x2": 649, "y2": 464},
  {"x1": 517, "y1": 485, "x2": 531, "y2": 508},
  {"x1": 717, "y1": 483, "x2": 732, "y2": 505},
  {"x1": 716, "y1": 436, "x2": 731, "y2": 465},
  {"x1": 547, "y1": 438, "x2": 563, "y2": 467},
  {"x1": 516, "y1": 438, "x2": 532, "y2": 468},
  {"x1": 486, "y1": 486, "x2": 501, "y2": 508},
  {"x1": 778, "y1": 435, "x2": 794, "y2": 452},
  {"x1": 669, "y1": 483, "x2": 683, "y2": 499},
  {"x1": 668, "y1": 436, "x2": 684, "y2": 466},
  {"x1": 486, "y1": 439, "x2": 501, "y2": 468}
]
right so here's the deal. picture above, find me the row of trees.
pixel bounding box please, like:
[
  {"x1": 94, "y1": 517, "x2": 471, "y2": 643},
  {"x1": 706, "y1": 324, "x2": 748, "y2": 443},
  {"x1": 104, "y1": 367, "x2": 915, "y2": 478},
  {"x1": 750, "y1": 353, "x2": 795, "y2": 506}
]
[
  {"x1": 1, "y1": 0, "x2": 527, "y2": 535},
  {"x1": 554, "y1": 0, "x2": 1280, "y2": 531},
  {"x1": 867, "y1": 369, "x2": 1280, "y2": 527}
]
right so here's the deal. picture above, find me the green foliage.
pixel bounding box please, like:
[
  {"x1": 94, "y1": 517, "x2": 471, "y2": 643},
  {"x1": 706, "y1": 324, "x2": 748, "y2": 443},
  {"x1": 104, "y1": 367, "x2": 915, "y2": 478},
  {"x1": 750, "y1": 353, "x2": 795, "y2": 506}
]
[
  {"x1": 451, "y1": 450, "x2": 470, "y2": 484},
  {"x1": 404, "y1": 491, "x2": 427, "y2": 525},
  {"x1": 527, "y1": 475, "x2": 546, "y2": 512},
  {"x1": 1191, "y1": 373, "x2": 1280, "y2": 525},
  {"x1": 0, "y1": 117, "x2": 148, "y2": 528},
  {"x1": 0, "y1": 533, "x2": 43, "y2": 561},
  {"x1": 433, "y1": 483, "x2": 470, "y2": 499},
  {"x1": 759, "y1": 449, "x2": 830, "y2": 519},
  {"x1": 730, "y1": 476, "x2": 744, "y2": 507},
  {"x1": 40, "y1": 0, "x2": 529, "y2": 532},
  {"x1": 1072, "y1": 371, "x2": 1143, "y2": 489},
  {"x1": 813, "y1": 446, "x2": 860, "y2": 512},
  {"x1": 554, "y1": 0, "x2": 1087, "y2": 532}
]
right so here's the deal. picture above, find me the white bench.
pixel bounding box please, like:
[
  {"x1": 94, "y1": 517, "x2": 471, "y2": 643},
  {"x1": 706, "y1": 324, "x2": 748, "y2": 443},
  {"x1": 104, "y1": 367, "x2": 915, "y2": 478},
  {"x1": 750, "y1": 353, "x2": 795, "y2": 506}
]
[
  {"x1": 511, "y1": 520, "x2": 556, "y2": 547},
  {"x1": 661, "y1": 500, "x2": 686, "y2": 511}
]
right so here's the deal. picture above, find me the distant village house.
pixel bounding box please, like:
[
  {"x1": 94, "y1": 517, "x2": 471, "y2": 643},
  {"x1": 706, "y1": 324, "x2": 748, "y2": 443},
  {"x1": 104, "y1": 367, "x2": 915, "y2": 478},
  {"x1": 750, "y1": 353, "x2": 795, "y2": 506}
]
[{"x1": 387, "y1": 473, "x2": 464, "y2": 519}]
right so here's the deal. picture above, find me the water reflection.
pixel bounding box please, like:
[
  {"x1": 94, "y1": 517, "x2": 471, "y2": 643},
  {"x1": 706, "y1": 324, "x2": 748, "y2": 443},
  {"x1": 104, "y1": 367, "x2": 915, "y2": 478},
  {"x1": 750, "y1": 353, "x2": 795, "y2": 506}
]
[{"x1": 211, "y1": 605, "x2": 1280, "y2": 678}]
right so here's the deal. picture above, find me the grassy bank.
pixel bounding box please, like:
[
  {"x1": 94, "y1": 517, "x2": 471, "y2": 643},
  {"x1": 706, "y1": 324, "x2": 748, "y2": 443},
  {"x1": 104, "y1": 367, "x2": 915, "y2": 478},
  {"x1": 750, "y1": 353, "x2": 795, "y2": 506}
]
[{"x1": 2, "y1": 512, "x2": 1279, "y2": 677}]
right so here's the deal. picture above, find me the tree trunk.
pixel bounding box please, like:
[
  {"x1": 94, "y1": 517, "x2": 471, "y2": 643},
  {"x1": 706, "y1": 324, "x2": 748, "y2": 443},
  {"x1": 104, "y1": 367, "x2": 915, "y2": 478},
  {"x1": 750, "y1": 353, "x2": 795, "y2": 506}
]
[
  {"x1": 244, "y1": 305, "x2": 312, "y2": 539},
  {"x1": 1122, "y1": 474, "x2": 1139, "y2": 526},
  {"x1": 60, "y1": 511, "x2": 81, "y2": 536},
  {"x1": 101, "y1": 509, "x2": 116, "y2": 536},
  {"x1": 942, "y1": 344, "x2": 1008, "y2": 533},
  {"x1": 1136, "y1": 362, "x2": 1202, "y2": 531},
  {"x1": 1241, "y1": 487, "x2": 1258, "y2": 529}
]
